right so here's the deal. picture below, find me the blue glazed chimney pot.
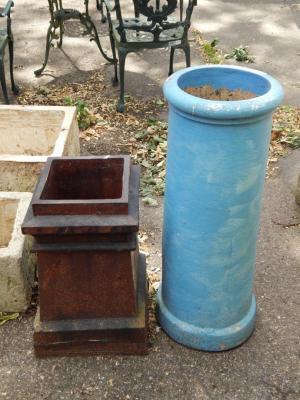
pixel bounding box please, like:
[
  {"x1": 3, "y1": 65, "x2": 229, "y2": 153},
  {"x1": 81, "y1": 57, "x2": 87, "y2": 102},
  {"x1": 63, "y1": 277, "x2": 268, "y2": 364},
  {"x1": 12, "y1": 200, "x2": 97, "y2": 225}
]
[{"x1": 156, "y1": 65, "x2": 284, "y2": 351}]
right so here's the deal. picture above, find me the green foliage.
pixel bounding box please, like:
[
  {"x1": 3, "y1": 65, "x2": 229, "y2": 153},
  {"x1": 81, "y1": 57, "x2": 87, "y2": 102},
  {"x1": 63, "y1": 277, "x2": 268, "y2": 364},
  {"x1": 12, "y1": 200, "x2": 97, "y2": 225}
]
[
  {"x1": 202, "y1": 38, "x2": 222, "y2": 64},
  {"x1": 64, "y1": 96, "x2": 96, "y2": 129},
  {"x1": 281, "y1": 133, "x2": 300, "y2": 148},
  {"x1": 193, "y1": 30, "x2": 223, "y2": 64},
  {"x1": 155, "y1": 98, "x2": 165, "y2": 107},
  {"x1": 273, "y1": 105, "x2": 300, "y2": 149},
  {"x1": 0, "y1": 312, "x2": 19, "y2": 326},
  {"x1": 133, "y1": 118, "x2": 168, "y2": 200},
  {"x1": 210, "y1": 38, "x2": 219, "y2": 48},
  {"x1": 225, "y1": 46, "x2": 254, "y2": 63}
]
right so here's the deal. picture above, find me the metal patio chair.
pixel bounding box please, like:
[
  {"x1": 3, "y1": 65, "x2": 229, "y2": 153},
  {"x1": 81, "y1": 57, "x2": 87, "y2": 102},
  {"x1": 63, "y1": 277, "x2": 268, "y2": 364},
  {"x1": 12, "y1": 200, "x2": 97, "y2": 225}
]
[
  {"x1": 103, "y1": 0, "x2": 197, "y2": 112},
  {"x1": 0, "y1": 0, "x2": 19, "y2": 104}
]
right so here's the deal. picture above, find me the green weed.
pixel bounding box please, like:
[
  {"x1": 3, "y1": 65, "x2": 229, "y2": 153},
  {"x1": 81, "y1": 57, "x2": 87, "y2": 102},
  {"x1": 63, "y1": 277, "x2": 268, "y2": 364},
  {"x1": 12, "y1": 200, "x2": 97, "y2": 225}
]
[
  {"x1": 225, "y1": 46, "x2": 254, "y2": 63},
  {"x1": 64, "y1": 97, "x2": 96, "y2": 129}
]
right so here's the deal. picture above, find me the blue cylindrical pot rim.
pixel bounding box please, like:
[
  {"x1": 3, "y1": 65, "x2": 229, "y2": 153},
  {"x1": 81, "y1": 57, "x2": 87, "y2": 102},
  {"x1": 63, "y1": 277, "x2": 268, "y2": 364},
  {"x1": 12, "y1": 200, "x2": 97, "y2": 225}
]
[{"x1": 163, "y1": 65, "x2": 284, "y2": 121}]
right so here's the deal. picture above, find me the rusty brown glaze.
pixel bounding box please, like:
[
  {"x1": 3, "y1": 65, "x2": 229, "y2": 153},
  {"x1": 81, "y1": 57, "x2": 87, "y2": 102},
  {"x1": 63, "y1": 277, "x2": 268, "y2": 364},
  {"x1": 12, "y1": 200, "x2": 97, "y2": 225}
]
[{"x1": 22, "y1": 156, "x2": 148, "y2": 357}]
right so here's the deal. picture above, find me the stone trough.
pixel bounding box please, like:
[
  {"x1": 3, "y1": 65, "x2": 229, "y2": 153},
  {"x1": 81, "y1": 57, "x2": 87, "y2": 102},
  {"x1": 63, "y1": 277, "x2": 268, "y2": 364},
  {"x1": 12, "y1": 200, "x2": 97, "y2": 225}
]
[
  {"x1": 0, "y1": 105, "x2": 80, "y2": 192},
  {"x1": 0, "y1": 192, "x2": 35, "y2": 312}
]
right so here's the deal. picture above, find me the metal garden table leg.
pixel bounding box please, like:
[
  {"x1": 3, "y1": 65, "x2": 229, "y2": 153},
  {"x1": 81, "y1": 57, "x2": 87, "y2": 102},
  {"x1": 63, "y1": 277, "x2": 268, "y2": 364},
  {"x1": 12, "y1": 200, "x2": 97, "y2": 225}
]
[{"x1": 35, "y1": 0, "x2": 114, "y2": 76}]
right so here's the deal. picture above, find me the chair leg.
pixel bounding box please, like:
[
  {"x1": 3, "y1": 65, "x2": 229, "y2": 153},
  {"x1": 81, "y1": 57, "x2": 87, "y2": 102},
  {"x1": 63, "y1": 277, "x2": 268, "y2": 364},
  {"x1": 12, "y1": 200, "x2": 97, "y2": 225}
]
[
  {"x1": 117, "y1": 48, "x2": 128, "y2": 113},
  {"x1": 82, "y1": 15, "x2": 114, "y2": 63},
  {"x1": 169, "y1": 46, "x2": 175, "y2": 76},
  {"x1": 169, "y1": 43, "x2": 191, "y2": 76},
  {"x1": 0, "y1": 56, "x2": 9, "y2": 104},
  {"x1": 108, "y1": 27, "x2": 118, "y2": 85},
  {"x1": 57, "y1": 21, "x2": 64, "y2": 49},
  {"x1": 34, "y1": 24, "x2": 53, "y2": 76},
  {"x1": 8, "y1": 39, "x2": 19, "y2": 95},
  {"x1": 111, "y1": 41, "x2": 118, "y2": 86},
  {"x1": 96, "y1": 0, "x2": 106, "y2": 23},
  {"x1": 100, "y1": 0, "x2": 107, "y2": 23},
  {"x1": 183, "y1": 42, "x2": 191, "y2": 68}
]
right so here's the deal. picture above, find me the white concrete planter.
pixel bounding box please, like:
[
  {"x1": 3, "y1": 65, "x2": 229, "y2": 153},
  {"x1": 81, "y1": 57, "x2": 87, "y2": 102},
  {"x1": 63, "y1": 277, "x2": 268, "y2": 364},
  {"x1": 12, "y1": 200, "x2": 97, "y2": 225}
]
[
  {"x1": 0, "y1": 192, "x2": 36, "y2": 312},
  {"x1": 0, "y1": 105, "x2": 80, "y2": 192}
]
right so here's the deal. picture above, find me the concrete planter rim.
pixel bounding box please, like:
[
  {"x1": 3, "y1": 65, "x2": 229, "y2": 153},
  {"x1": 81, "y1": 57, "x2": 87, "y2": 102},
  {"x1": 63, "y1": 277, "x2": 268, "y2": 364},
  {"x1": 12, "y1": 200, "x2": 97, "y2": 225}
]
[{"x1": 163, "y1": 65, "x2": 284, "y2": 120}]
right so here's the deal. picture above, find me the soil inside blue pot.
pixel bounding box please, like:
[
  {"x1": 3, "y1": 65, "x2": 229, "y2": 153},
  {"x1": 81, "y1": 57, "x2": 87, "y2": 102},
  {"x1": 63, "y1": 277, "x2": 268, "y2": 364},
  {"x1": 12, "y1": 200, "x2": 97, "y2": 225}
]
[{"x1": 184, "y1": 84, "x2": 257, "y2": 100}]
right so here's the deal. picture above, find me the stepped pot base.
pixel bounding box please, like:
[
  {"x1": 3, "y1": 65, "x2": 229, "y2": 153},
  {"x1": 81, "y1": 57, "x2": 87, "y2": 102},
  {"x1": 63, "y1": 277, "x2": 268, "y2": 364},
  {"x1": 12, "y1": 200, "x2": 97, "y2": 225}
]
[
  {"x1": 22, "y1": 156, "x2": 148, "y2": 357},
  {"x1": 157, "y1": 65, "x2": 284, "y2": 351},
  {"x1": 157, "y1": 289, "x2": 256, "y2": 351}
]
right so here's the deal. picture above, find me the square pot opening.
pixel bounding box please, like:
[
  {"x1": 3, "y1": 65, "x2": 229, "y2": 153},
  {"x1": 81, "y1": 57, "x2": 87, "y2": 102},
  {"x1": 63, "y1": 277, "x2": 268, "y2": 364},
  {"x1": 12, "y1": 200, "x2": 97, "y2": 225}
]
[
  {"x1": 41, "y1": 158, "x2": 124, "y2": 200},
  {"x1": 0, "y1": 109, "x2": 65, "y2": 156},
  {"x1": 32, "y1": 156, "x2": 131, "y2": 216},
  {"x1": 0, "y1": 199, "x2": 19, "y2": 247}
]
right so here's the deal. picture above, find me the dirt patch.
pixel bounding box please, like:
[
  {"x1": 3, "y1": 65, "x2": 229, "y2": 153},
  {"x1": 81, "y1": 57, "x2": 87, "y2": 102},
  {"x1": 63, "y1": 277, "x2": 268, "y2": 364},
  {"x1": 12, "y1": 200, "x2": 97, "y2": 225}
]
[
  {"x1": 17, "y1": 70, "x2": 168, "y2": 197},
  {"x1": 18, "y1": 70, "x2": 161, "y2": 154},
  {"x1": 17, "y1": 70, "x2": 299, "y2": 187},
  {"x1": 184, "y1": 85, "x2": 257, "y2": 100}
]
